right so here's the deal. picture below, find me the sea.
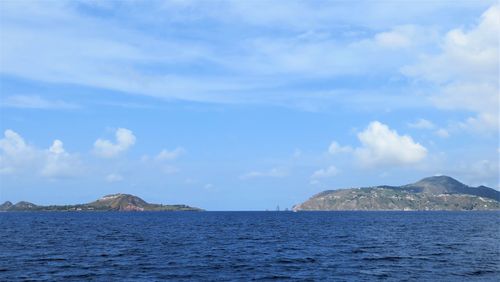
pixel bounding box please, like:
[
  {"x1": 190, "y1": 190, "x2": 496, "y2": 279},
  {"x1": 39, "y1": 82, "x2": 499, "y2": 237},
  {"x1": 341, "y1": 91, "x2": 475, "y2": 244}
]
[{"x1": 1, "y1": 211, "x2": 499, "y2": 281}]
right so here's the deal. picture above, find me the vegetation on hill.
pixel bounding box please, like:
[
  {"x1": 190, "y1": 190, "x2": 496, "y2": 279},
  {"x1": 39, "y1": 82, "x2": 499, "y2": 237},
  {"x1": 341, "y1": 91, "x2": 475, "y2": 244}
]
[
  {"x1": 294, "y1": 176, "x2": 500, "y2": 211},
  {"x1": 0, "y1": 193, "x2": 202, "y2": 212}
]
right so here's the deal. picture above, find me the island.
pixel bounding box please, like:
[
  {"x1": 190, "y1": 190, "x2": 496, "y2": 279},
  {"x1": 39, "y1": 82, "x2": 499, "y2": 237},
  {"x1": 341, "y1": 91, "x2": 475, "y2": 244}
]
[
  {"x1": 293, "y1": 176, "x2": 500, "y2": 211},
  {"x1": 0, "y1": 193, "x2": 203, "y2": 212}
]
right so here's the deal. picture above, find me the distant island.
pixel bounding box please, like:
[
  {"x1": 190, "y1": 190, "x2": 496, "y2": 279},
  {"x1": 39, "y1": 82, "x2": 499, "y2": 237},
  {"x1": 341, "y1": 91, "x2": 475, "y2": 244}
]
[
  {"x1": 294, "y1": 176, "x2": 500, "y2": 211},
  {"x1": 0, "y1": 193, "x2": 203, "y2": 212}
]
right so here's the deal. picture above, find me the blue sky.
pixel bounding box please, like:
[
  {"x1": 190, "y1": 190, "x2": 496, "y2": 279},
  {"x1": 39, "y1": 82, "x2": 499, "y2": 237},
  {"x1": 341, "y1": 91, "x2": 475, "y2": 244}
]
[{"x1": 0, "y1": 0, "x2": 498, "y2": 210}]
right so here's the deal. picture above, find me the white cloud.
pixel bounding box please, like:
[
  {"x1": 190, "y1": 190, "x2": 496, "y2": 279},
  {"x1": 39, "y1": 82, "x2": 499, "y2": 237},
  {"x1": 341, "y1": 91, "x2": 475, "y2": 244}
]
[
  {"x1": 93, "y1": 128, "x2": 136, "y2": 158},
  {"x1": 354, "y1": 121, "x2": 427, "y2": 166},
  {"x1": 0, "y1": 95, "x2": 78, "y2": 110},
  {"x1": 402, "y1": 4, "x2": 499, "y2": 133},
  {"x1": 375, "y1": 32, "x2": 409, "y2": 48},
  {"x1": 1, "y1": 0, "x2": 487, "y2": 109},
  {"x1": 40, "y1": 139, "x2": 81, "y2": 178},
  {"x1": 0, "y1": 1, "x2": 254, "y2": 104},
  {"x1": 0, "y1": 129, "x2": 34, "y2": 156},
  {"x1": 408, "y1": 118, "x2": 435, "y2": 129},
  {"x1": 328, "y1": 141, "x2": 352, "y2": 154},
  {"x1": 106, "y1": 173, "x2": 123, "y2": 183},
  {"x1": 240, "y1": 167, "x2": 288, "y2": 180},
  {"x1": 156, "y1": 147, "x2": 185, "y2": 161},
  {"x1": 373, "y1": 25, "x2": 419, "y2": 49},
  {"x1": 0, "y1": 129, "x2": 37, "y2": 174},
  {"x1": 403, "y1": 5, "x2": 499, "y2": 83},
  {"x1": 311, "y1": 165, "x2": 338, "y2": 179},
  {"x1": 139, "y1": 147, "x2": 183, "y2": 175},
  {"x1": 0, "y1": 130, "x2": 81, "y2": 178},
  {"x1": 49, "y1": 139, "x2": 65, "y2": 154}
]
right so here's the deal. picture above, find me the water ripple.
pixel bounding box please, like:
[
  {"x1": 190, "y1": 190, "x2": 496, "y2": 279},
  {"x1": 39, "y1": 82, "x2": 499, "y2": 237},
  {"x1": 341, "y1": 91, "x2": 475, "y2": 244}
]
[{"x1": 0, "y1": 211, "x2": 499, "y2": 281}]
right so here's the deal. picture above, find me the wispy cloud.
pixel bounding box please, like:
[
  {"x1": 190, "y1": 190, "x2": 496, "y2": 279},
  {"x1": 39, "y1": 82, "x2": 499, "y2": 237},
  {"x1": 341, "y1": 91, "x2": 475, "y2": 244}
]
[
  {"x1": 1, "y1": 95, "x2": 79, "y2": 110},
  {"x1": 156, "y1": 148, "x2": 185, "y2": 161},
  {"x1": 1, "y1": 0, "x2": 494, "y2": 111},
  {"x1": 328, "y1": 142, "x2": 352, "y2": 155},
  {"x1": 408, "y1": 118, "x2": 435, "y2": 130}
]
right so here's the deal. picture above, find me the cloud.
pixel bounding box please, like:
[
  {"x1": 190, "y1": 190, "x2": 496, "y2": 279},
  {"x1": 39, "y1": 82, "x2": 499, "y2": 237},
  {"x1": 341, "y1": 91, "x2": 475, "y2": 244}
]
[
  {"x1": 0, "y1": 130, "x2": 81, "y2": 178},
  {"x1": 94, "y1": 128, "x2": 136, "y2": 158},
  {"x1": 49, "y1": 139, "x2": 64, "y2": 154},
  {"x1": 408, "y1": 118, "x2": 450, "y2": 138},
  {"x1": 443, "y1": 159, "x2": 500, "y2": 188},
  {"x1": 1, "y1": 0, "x2": 491, "y2": 110},
  {"x1": 374, "y1": 28, "x2": 412, "y2": 48},
  {"x1": 106, "y1": 173, "x2": 123, "y2": 183},
  {"x1": 0, "y1": 129, "x2": 37, "y2": 174},
  {"x1": 354, "y1": 121, "x2": 427, "y2": 167},
  {"x1": 41, "y1": 140, "x2": 81, "y2": 178},
  {"x1": 457, "y1": 112, "x2": 498, "y2": 134},
  {"x1": 402, "y1": 4, "x2": 499, "y2": 133},
  {"x1": 408, "y1": 118, "x2": 435, "y2": 129},
  {"x1": 311, "y1": 165, "x2": 339, "y2": 179},
  {"x1": 403, "y1": 5, "x2": 499, "y2": 83},
  {"x1": 221, "y1": 1, "x2": 489, "y2": 32},
  {"x1": 328, "y1": 141, "x2": 352, "y2": 154},
  {"x1": 0, "y1": 1, "x2": 261, "y2": 104},
  {"x1": 240, "y1": 167, "x2": 288, "y2": 180},
  {"x1": 367, "y1": 25, "x2": 436, "y2": 50},
  {"x1": 0, "y1": 129, "x2": 34, "y2": 156},
  {"x1": 156, "y1": 147, "x2": 185, "y2": 161},
  {"x1": 0, "y1": 95, "x2": 78, "y2": 110}
]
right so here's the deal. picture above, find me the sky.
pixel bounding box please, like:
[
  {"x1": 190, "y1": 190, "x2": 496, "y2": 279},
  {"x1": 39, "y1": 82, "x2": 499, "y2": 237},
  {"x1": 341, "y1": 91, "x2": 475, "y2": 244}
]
[{"x1": 0, "y1": 0, "x2": 498, "y2": 210}]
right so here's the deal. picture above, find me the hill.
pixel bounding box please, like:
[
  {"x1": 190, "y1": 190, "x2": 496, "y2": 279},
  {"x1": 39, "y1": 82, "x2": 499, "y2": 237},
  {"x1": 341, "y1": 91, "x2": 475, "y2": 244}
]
[
  {"x1": 293, "y1": 176, "x2": 500, "y2": 211},
  {"x1": 0, "y1": 193, "x2": 202, "y2": 212}
]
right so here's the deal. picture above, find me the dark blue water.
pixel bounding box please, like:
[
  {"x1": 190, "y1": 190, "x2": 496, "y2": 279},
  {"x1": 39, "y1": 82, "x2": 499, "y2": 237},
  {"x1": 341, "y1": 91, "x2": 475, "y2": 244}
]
[{"x1": 1, "y1": 212, "x2": 499, "y2": 281}]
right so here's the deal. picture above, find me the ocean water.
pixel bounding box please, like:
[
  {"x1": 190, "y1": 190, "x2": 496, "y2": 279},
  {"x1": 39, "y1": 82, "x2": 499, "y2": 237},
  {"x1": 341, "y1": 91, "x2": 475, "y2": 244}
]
[{"x1": 1, "y1": 211, "x2": 499, "y2": 281}]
